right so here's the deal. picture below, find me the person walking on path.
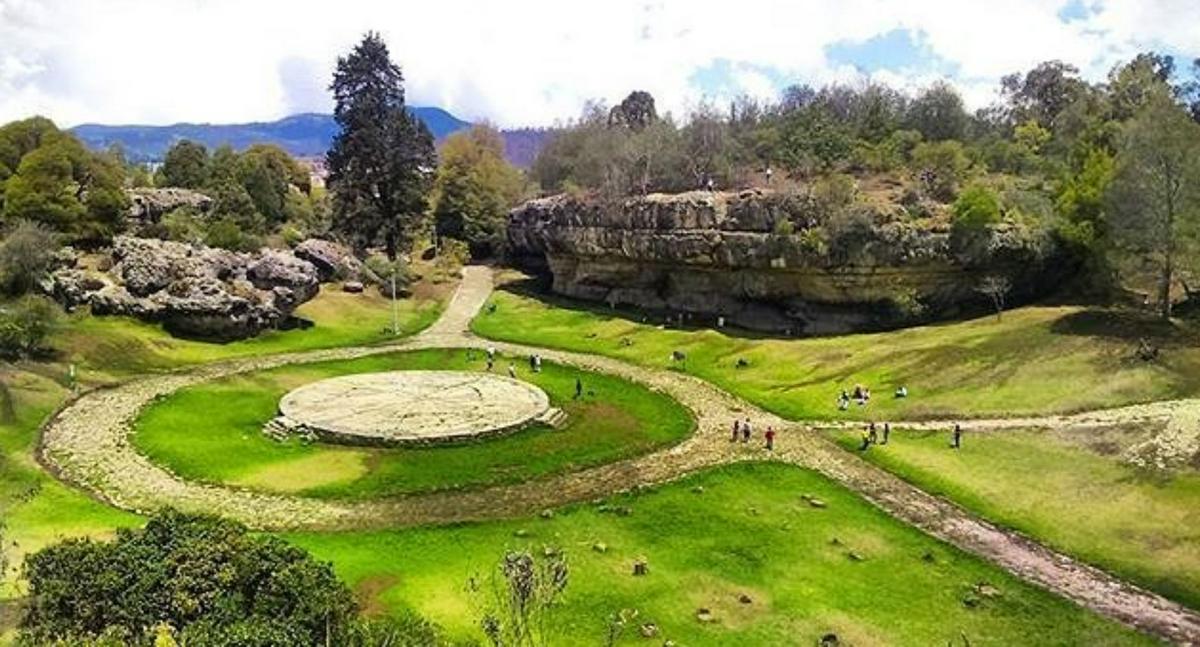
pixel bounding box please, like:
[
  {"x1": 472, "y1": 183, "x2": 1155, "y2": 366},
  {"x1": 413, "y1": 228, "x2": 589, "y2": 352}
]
[
  {"x1": 859, "y1": 428, "x2": 872, "y2": 451},
  {"x1": 742, "y1": 418, "x2": 752, "y2": 443},
  {"x1": 534, "y1": 355, "x2": 542, "y2": 373},
  {"x1": 765, "y1": 427, "x2": 776, "y2": 451},
  {"x1": 882, "y1": 422, "x2": 890, "y2": 445},
  {"x1": 507, "y1": 364, "x2": 516, "y2": 379},
  {"x1": 868, "y1": 422, "x2": 878, "y2": 445},
  {"x1": 731, "y1": 419, "x2": 741, "y2": 442},
  {"x1": 952, "y1": 423, "x2": 963, "y2": 449}
]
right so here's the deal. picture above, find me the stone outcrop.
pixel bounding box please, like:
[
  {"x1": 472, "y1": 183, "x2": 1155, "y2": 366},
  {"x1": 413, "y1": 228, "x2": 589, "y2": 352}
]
[
  {"x1": 47, "y1": 236, "x2": 319, "y2": 340},
  {"x1": 508, "y1": 190, "x2": 1066, "y2": 333},
  {"x1": 126, "y1": 187, "x2": 213, "y2": 233},
  {"x1": 294, "y1": 238, "x2": 365, "y2": 282}
]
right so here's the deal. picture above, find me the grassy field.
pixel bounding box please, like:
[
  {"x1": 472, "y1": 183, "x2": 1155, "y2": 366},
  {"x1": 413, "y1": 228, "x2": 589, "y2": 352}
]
[
  {"x1": 53, "y1": 282, "x2": 447, "y2": 378},
  {"x1": 0, "y1": 367, "x2": 141, "y2": 603},
  {"x1": 287, "y1": 462, "x2": 1153, "y2": 646},
  {"x1": 133, "y1": 348, "x2": 694, "y2": 498},
  {"x1": 833, "y1": 427, "x2": 1200, "y2": 611},
  {"x1": 471, "y1": 282, "x2": 1200, "y2": 421}
]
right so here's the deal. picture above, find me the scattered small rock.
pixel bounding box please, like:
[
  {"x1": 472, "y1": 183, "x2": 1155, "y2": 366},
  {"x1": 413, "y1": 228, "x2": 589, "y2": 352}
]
[
  {"x1": 748, "y1": 506, "x2": 760, "y2": 516},
  {"x1": 342, "y1": 280, "x2": 364, "y2": 293},
  {"x1": 808, "y1": 498, "x2": 827, "y2": 509},
  {"x1": 663, "y1": 641, "x2": 676, "y2": 647},
  {"x1": 592, "y1": 542, "x2": 608, "y2": 554},
  {"x1": 962, "y1": 595, "x2": 981, "y2": 609},
  {"x1": 846, "y1": 551, "x2": 866, "y2": 562},
  {"x1": 640, "y1": 623, "x2": 659, "y2": 638},
  {"x1": 829, "y1": 537, "x2": 843, "y2": 546},
  {"x1": 921, "y1": 551, "x2": 937, "y2": 563},
  {"x1": 695, "y1": 608, "x2": 715, "y2": 623},
  {"x1": 736, "y1": 358, "x2": 750, "y2": 368},
  {"x1": 692, "y1": 485, "x2": 705, "y2": 494},
  {"x1": 542, "y1": 546, "x2": 559, "y2": 557},
  {"x1": 513, "y1": 529, "x2": 529, "y2": 538},
  {"x1": 632, "y1": 559, "x2": 649, "y2": 576},
  {"x1": 819, "y1": 633, "x2": 840, "y2": 647},
  {"x1": 539, "y1": 509, "x2": 554, "y2": 520},
  {"x1": 973, "y1": 582, "x2": 1002, "y2": 599},
  {"x1": 737, "y1": 593, "x2": 753, "y2": 605}
]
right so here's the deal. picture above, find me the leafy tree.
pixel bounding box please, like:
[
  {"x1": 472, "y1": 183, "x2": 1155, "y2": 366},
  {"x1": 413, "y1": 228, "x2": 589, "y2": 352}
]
[
  {"x1": 906, "y1": 81, "x2": 968, "y2": 141},
  {"x1": 608, "y1": 91, "x2": 657, "y2": 131},
  {"x1": 977, "y1": 275, "x2": 1013, "y2": 320},
  {"x1": 20, "y1": 509, "x2": 359, "y2": 646},
  {"x1": 0, "y1": 220, "x2": 60, "y2": 295},
  {"x1": 158, "y1": 140, "x2": 210, "y2": 189},
  {"x1": 433, "y1": 125, "x2": 526, "y2": 258},
  {"x1": 1001, "y1": 61, "x2": 1087, "y2": 128},
  {"x1": 910, "y1": 140, "x2": 970, "y2": 201},
  {"x1": 326, "y1": 32, "x2": 435, "y2": 260},
  {"x1": 1107, "y1": 52, "x2": 1176, "y2": 121},
  {"x1": 1108, "y1": 95, "x2": 1200, "y2": 318},
  {"x1": 237, "y1": 144, "x2": 309, "y2": 226},
  {"x1": 0, "y1": 295, "x2": 61, "y2": 358},
  {"x1": 777, "y1": 105, "x2": 852, "y2": 174},
  {"x1": 952, "y1": 184, "x2": 1002, "y2": 228}
]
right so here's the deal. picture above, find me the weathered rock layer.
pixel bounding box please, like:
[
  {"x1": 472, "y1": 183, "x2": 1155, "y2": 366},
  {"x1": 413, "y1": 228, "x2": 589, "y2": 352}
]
[{"x1": 508, "y1": 190, "x2": 1066, "y2": 333}]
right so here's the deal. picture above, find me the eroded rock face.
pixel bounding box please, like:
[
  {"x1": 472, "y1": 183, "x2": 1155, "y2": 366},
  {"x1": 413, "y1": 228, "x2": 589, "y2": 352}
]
[
  {"x1": 294, "y1": 238, "x2": 364, "y2": 282},
  {"x1": 49, "y1": 236, "x2": 319, "y2": 340},
  {"x1": 508, "y1": 190, "x2": 1066, "y2": 333}
]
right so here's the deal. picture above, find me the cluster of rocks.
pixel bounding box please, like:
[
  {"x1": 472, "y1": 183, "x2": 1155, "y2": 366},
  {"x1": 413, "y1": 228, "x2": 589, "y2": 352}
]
[
  {"x1": 507, "y1": 190, "x2": 1066, "y2": 333},
  {"x1": 46, "y1": 236, "x2": 323, "y2": 340},
  {"x1": 126, "y1": 187, "x2": 213, "y2": 233}
]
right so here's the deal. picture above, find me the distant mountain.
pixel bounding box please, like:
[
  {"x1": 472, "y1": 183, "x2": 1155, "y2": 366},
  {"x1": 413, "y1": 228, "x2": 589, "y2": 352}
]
[{"x1": 71, "y1": 107, "x2": 475, "y2": 162}]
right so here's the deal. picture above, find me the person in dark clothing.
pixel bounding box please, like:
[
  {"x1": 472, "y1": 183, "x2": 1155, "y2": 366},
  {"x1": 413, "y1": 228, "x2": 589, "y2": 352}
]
[
  {"x1": 868, "y1": 422, "x2": 878, "y2": 444},
  {"x1": 574, "y1": 377, "x2": 583, "y2": 400},
  {"x1": 882, "y1": 423, "x2": 890, "y2": 445},
  {"x1": 952, "y1": 423, "x2": 962, "y2": 449},
  {"x1": 731, "y1": 419, "x2": 741, "y2": 442},
  {"x1": 742, "y1": 418, "x2": 752, "y2": 443}
]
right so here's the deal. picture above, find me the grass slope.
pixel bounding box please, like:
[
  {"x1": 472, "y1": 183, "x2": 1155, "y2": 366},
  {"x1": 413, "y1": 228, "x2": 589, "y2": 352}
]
[
  {"x1": 288, "y1": 463, "x2": 1153, "y2": 646},
  {"x1": 133, "y1": 348, "x2": 694, "y2": 499},
  {"x1": 834, "y1": 428, "x2": 1200, "y2": 611},
  {"x1": 471, "y1": 285, "x2": 1200, "y2": 421},
  {"x1": 54, "y1": 285, "x2": 445, "y2": 378}
]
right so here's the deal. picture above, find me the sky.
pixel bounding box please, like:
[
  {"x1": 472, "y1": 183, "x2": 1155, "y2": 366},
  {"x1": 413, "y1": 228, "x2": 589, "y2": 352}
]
[{"x1": 1, "y1": 0, "x2": 1198, "y2": 129}]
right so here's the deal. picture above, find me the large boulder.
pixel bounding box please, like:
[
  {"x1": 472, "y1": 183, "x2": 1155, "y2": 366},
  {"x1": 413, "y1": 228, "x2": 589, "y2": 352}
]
[
  {"x1": 508, "y1": 190, "x2": 1068, "y2": 333},
  {"x1": 293, "y1": 238, "x2": 364, "y2": 282},
  {"x1": 126, "y1": 187, "x2": 213, "y2": 233},
  {"x1": 48, "y1": 236, "x2": 320, "y2": 341}
]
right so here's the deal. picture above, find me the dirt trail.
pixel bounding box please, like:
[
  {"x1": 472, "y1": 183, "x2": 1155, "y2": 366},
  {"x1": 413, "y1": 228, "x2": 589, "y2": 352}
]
[{"x1": 38, "y1": 265, "x2": 1200, "y2": 645}]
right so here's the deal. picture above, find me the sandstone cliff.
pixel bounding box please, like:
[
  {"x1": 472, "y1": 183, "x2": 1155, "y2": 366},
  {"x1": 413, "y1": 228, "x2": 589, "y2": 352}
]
[{"x1": 507, "y1": 190, "x2": 1066, "y2": 333}]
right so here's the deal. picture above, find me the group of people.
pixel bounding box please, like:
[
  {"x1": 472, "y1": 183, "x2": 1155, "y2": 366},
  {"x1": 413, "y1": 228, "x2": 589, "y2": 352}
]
[
  {"x1": 858, "y1": 421, "x2": 964, "y2": 451},
  {"x1": 837, "y1": 385, "x2": 872, "y2": 411},
  {"x1": 731, "y1": 418, "x2": 777, "y2": 451}
]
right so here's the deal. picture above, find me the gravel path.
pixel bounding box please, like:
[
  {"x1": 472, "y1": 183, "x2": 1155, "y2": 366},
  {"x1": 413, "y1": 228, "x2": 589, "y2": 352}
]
[{"x1": 38, "y1": 265, "x2": 1200, "y2": 644}]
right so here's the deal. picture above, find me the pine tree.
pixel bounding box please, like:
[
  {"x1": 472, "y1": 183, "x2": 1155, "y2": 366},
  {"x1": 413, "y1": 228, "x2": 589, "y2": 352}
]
[{"x1": 326, "y1": 32, "x2": 435, "y2": 260}]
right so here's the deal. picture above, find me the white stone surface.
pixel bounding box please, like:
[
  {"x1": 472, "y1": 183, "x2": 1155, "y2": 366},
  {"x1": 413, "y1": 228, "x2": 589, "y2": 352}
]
[{"x1": 278, "y1": 370, "x2": 551, "y2": 444}]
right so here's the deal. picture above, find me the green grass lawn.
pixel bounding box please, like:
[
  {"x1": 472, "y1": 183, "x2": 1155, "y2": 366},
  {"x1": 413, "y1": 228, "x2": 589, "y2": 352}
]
[
  {"x1": 133, "y1": 348, "x2": 694, "y2": 499},
  {"x1": 287, "y1": 462, "x2": 1154, "y2": 646},
  {"x1": 53, "y1": 283, "x2": 446, "y2": 378},
  {"x1": 471, "y1": 284, "x2": 1200, "y2": 421},
  {"x1": 833, "y1": 427, "x2": 1200, "y2": 612},
  {"x1": 0, "y1": 367, "x2": 141, "y2": 602}
]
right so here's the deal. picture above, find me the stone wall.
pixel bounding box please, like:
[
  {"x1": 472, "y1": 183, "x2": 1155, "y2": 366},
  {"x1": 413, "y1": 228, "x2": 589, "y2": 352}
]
[{"x1": 507, "y1": 190, "x2": 1067, "y2": 333}]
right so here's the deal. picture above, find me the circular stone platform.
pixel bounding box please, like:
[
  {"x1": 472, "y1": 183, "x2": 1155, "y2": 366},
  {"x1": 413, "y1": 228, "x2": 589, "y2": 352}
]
[{"x1": 277, "y1": 370, "x2": 553, "y2": 446}]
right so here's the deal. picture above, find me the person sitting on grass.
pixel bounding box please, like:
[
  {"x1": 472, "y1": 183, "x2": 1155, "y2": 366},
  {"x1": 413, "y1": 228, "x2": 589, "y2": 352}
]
[
  {"x1": 837, "y1": 390, "x2": 850, "y2": 411},
  {"x1": 895, "y1": 386, "x2": 908, "y2": 398}
]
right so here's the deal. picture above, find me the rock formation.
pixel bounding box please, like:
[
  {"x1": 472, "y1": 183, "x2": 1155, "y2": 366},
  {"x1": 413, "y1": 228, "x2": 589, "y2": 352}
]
[
  {"x1": 508, "y1": 190, "x2": 1067, "y2": 333},
  {"x1": 126, "y1": 187, "x2": 213, "y2": 233},
  {"x1": 293, "y1": 238, "x2": 365, "y2": 282},
  {"x1": 47, "y1": 236, "x2": 320, "y2": 340}
]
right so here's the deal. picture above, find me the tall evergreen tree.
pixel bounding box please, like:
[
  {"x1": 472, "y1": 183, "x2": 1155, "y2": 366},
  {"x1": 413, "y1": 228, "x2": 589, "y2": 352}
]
[{"x1": 326, "y1": 32, "x2": 435, "y2": 259}]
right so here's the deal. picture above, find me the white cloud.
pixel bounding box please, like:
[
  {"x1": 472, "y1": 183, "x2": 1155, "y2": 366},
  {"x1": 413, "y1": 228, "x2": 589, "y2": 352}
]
[{"x1": 0, "y1": 0, "x2": 1196, "y2": 128}]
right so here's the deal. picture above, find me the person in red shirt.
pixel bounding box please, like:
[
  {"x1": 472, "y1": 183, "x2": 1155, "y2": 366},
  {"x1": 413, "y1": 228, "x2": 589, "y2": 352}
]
[{"x1": 765, "y1": 427, "x2": 776, "y2": 451}]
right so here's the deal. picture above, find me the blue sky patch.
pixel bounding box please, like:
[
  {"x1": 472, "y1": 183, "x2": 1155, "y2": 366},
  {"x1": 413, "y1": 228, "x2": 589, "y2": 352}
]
[{"x1": 824, "y1": 28, "x2": 958, "y2": 76}]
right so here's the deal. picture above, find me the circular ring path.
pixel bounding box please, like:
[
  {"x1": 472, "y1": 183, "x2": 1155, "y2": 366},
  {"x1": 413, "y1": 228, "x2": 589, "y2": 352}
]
[
  {"x1": 278, "y1": 370, "x2": 551, "y2": 445},
  {"x1": 36, "y1": 265, "x2": 1200, "y2": 644}
]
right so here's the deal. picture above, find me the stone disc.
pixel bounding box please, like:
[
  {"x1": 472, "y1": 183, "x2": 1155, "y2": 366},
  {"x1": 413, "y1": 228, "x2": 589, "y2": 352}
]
[{"x1": 278, "y1": 370, "x2": 552, "y2": 445}]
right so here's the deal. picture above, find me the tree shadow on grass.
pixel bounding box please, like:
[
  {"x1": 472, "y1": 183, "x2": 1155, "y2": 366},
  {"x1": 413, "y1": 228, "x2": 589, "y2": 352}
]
[{"x1": 1049, "y1": 308, "x2": 1194, "y2": 344}]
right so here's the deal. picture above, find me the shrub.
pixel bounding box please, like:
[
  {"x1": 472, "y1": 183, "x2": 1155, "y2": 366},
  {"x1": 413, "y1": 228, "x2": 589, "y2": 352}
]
[
  {"x1": 159, "y1": 207, "x2": 205, "y2": 245},
  {"x1": 0, "y1": 295, "x2": 60, "y2": 357},
  {"x1": 0, "y1": 221, "x2": 60, "y2": 296},
  {"x1": 20, "y1": 510, "x2": 358, "y2": 646},
  {"x1": 910, "y1": 140, "x2": 970, "y2": 201},
  {"x1": 952, "y1": 184, "x2": 1002, "y2": 229},
  {"x1": 364, "y1": 254, "x2": 414, "y2": 297},
  {"x1": 203, "y1": 216, "x2": 262, "y2": 252}
]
